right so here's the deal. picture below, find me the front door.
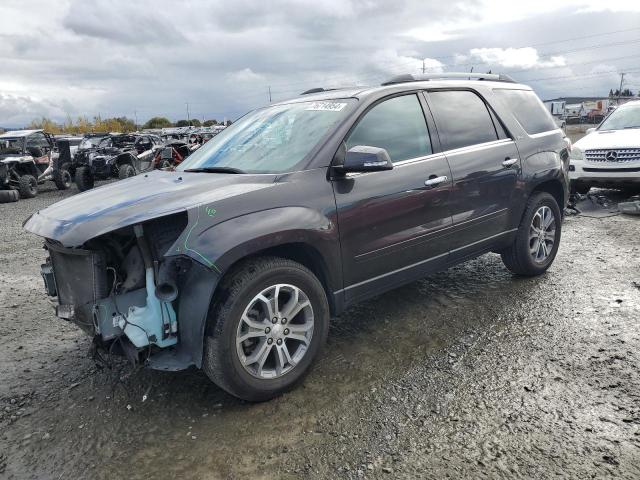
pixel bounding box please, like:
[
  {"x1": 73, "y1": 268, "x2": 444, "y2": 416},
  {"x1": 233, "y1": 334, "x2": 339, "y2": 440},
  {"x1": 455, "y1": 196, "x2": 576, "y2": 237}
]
[
  {"x1": 426, "y1": 89, "x2": 520, "y2": 255},
  {"x1": 332, "y1": 93, "x2": 453, "y2": 303}
]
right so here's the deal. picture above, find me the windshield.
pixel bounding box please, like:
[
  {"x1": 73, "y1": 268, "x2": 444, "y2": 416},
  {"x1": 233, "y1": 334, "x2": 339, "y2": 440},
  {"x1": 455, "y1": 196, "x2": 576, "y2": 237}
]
[
  {"x1": 99, "y1": 135, "x2": 135, "y2": 148},
  {"x1": 599, "y1": 104, "x2": 640, "y2": 130},
  {"x1": 177, "y1": 99, "x2": 355, "y2": 174},
  {"x1": 80, "y1": 136, "x2": 105, "y2": 149},
  {"x1": 0, "y1": 138, "x2": 24, "y2": 155}
]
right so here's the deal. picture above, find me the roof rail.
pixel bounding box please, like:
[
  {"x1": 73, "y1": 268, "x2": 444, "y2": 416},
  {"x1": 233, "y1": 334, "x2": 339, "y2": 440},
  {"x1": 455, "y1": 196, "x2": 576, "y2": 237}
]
[
  {"x1": 380, "y1": 72, "x2": 516, "y2": 86},
  {"x1": 301, "y1": 87, "x2": 338, "y2": 95}
]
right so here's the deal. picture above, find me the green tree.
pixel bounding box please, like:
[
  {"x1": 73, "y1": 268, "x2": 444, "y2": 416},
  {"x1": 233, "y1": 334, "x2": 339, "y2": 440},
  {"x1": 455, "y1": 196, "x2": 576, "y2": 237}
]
[
  {"x1": 174, "y1": 119, "x2": 190, "y2": 127},
  {"x1": 143, "y1": 117, "x2": 173, "y2": 129},
  {"x1": 203, "y1": 119, "x2": 218, "y2": 126}
]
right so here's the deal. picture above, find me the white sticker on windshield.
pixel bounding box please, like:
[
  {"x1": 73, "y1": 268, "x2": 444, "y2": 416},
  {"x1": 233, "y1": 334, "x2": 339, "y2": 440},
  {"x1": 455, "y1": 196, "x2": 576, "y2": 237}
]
[{"x1": 305, "y1": 102, "x2": 347, "y2": 112}]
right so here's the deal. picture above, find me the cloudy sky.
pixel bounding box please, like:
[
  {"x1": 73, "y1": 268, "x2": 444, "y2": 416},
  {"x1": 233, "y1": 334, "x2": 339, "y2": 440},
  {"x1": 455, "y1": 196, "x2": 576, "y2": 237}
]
[{"x1": 1, "y1": 0, "x2": 639, "y2": 126}]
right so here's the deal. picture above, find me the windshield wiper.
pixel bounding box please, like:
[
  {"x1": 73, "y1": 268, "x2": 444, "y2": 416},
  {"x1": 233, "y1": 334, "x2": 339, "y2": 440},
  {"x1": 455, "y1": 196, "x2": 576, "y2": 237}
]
[
  {"x1": 622, "y1": 126, "x2": 640, "y2": 129},
  {"x1": 183, "y1": 166, "x2": 245, "y2": 174}
]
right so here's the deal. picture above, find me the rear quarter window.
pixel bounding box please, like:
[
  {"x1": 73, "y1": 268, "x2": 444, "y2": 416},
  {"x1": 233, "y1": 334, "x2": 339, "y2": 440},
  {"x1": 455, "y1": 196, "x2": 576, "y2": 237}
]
[{"x1": 493, "y1": 89, "x2": 557, "y2": 135}]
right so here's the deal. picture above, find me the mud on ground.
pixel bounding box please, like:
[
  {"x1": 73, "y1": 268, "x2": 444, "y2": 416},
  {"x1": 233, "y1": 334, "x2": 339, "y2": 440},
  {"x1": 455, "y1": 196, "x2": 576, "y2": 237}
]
[{"x1": 1, "y1": 182, "x2": 639, "y2": 479}]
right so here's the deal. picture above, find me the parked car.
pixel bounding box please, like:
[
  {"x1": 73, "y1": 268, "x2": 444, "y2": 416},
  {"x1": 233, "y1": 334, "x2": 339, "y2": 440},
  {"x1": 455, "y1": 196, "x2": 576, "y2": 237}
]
[
  {"x1": 569, "y1": 100, "x2": 640, "y2": 194},
  {"x1": 0, "y1": 129, "x2": 71, "y2": 202},
  {"x1": 25, "y1": 73, "x2": 569, "y2": 401},
  {"x1": 73, "y1": 133, "x2": 164, "y2": 191}
]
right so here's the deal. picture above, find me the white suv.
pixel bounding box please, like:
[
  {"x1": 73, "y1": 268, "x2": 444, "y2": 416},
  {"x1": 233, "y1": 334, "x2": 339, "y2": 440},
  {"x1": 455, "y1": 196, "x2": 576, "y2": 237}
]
[{"x1": 570, "y1": 100, "x2": 640, "y2": 194}]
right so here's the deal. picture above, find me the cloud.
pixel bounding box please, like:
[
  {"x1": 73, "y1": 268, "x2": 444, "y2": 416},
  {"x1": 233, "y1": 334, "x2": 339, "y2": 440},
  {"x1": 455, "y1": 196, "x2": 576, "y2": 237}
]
[
  {"x1": 226, "y1": 68, "x2": 264, "y2": 83},
  {"x1": 468, "y1": 47, "x2": 566, "y2": 69},
  {"x1": 0, "y1": 0, "x2": 639, "y2": 126},
  {"x1": 62, "y1": 0, "x2": 185, "y2": 45}
]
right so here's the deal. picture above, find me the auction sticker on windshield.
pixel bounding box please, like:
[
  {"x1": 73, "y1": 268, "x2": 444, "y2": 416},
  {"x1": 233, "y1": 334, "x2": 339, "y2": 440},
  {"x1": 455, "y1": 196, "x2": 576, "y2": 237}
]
[{"x1": 305, "y1": 102, "x2": 347, "y2": 111}]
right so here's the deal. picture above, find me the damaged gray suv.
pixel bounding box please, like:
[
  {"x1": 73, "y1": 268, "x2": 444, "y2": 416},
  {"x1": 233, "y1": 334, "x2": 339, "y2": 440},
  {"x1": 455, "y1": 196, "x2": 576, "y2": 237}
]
[{"x1": 25, "y1": 73, "x2": 569, "y2": 401}]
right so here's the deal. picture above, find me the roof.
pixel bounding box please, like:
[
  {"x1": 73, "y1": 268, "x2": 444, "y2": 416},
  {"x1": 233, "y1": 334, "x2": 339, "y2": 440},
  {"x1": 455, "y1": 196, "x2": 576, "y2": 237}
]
[
  {"x1": 274, "y1": 79, "x2": 531, "y2": 106},
  {"x1": 0, "y1": 129, "x2": 43, "y2": 138}
]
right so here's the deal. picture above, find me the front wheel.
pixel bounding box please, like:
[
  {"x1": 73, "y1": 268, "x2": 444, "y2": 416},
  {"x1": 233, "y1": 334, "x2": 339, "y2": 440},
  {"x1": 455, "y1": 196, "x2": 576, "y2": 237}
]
[
  {"x1": 203, "y1": 257, "x2": 330, "y2": 402},
  {"x1": 501, "y1": 192, "x2": 562, "y2": 276}
]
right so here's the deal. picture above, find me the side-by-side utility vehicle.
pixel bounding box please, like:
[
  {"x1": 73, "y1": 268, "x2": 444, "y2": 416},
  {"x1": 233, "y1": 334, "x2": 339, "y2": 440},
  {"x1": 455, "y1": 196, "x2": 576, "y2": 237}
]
[{"x1": 24, "y1": 73, "x2": 569, "y2": 401}]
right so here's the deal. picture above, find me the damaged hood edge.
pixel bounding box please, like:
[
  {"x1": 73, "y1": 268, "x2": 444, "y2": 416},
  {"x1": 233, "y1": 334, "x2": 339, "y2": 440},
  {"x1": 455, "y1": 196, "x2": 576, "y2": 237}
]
[{"x1": 23, "y1": 170, "x2": 277, "y2": 247}]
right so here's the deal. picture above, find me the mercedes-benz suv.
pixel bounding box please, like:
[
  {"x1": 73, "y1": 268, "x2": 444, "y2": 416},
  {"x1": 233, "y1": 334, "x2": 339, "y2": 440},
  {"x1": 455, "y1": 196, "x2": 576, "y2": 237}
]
[
  {"x1": 569, "y1": 100, "x2": 640, "y2": 194},
  {"x1": 24, "y1": 73, "x2": 569, "y2": 401}
]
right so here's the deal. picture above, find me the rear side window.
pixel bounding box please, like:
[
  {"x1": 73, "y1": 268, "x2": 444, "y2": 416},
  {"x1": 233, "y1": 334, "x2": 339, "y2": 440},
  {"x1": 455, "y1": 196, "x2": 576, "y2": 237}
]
[
  {"x1": 346, "y1": 94, "x2": 432, "y2": 163},
  {"x1": 493, "y1": 89, "x2": 557, "y2": 135},
  {"x1": 428, "y1": 90, "x2": 498, "y2": 150}
]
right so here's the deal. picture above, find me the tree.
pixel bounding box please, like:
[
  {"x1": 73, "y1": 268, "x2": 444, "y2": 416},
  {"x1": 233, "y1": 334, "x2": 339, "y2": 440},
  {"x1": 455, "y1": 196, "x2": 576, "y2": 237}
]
[
  {"x1": 29, "y1": 117, "x2": 62, "y2": 134},
  {"x1": 143, "y1": 117, "x2": 173, "y2": 129},
  {"x1": 174, "y1": 119, "x2": 190, "y2": 127},
  {"x1": 203, "y1": 119, "x2": 218, "y2": 126}
]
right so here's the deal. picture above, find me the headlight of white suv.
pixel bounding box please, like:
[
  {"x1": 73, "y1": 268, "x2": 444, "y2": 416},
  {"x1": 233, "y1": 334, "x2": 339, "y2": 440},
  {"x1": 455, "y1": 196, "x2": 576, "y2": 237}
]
[{"x1": 569, "y1": 147, "x2": 586, "y2": 163}]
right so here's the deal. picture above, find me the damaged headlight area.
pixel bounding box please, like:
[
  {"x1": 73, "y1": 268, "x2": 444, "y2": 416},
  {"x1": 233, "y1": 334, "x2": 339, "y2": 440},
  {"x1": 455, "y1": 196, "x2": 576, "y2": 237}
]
[{"x1": 41, "y1": 212, "x2": 191, "y2": 363}]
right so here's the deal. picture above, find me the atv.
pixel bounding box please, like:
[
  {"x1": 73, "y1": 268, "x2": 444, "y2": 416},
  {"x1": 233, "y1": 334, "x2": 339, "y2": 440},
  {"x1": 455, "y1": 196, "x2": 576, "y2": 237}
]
[
  {"x1": 72, "y1": 134, "x2": 164, "y2": 191},
  {"x1": 0, "y1": 129, "x2": 72, "y2": 202}
]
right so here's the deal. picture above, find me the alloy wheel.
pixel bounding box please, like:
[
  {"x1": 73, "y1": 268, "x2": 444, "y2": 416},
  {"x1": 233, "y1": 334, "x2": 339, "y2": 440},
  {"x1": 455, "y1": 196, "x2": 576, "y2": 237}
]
[
  {"x1": 529, "y1": 205, "x2": 556, "y2": 263},
  {"x1": 236, "y1": 284, "x2": 314, "y2": 379}
]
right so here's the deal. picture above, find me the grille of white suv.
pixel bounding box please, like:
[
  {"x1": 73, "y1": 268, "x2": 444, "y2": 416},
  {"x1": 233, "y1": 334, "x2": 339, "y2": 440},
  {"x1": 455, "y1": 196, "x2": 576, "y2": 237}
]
[{"x1": 585, "y1": 148, "x2": 640, "y2": 163}]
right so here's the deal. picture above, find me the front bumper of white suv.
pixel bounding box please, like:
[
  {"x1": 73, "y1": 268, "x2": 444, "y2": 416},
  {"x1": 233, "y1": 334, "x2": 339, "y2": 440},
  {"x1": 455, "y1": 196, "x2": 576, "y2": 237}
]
[{"x1": 569, "y1": 147, "x2": 640, "y2": 190}]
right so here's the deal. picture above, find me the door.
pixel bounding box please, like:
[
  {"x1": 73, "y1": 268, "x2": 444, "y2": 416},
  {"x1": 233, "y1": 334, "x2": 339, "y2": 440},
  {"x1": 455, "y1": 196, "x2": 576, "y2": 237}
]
[
  {"x1": 332, "y1": 93, "x2": 453, "y2": 303},
  {"x1": 426, "y1": 89, "x2": 520, "y2": 255}
]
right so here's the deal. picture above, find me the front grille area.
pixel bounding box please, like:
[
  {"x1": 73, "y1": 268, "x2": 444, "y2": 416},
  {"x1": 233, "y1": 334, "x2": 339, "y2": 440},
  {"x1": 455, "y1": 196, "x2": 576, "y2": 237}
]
[{"x1": 585, "y1": 148, "x2": 640, "y2": 163}]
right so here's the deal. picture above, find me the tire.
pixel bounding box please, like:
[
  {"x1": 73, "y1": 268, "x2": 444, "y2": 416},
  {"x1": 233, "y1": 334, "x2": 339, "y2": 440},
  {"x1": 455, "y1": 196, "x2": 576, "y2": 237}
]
[
  {"x1": 118, "y1": 163, "x2": 136, "y2": 180},
  {"x1": 0, "y1": 189, "x2": 19, "y2": 203},
  {"x1": 501, "y1": 192, "x2": 562, "y2": 276},
  {"x1": 75, "y1": 166, "x2": 94, "y2": 192},
  {"x1": 202, "y1": 257, "x2": 330, "y2": 402},
  {"x1": 53, "y1": 164, "x2": 72, "y2": 190},
  {"x1": 18, "y1": 175, "x2": 37, "y2": 198}
]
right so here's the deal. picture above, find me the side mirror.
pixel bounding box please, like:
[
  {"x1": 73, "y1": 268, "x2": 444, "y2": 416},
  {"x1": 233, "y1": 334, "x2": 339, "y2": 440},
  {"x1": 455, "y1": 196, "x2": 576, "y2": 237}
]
[
  {"x1": 586, "y1": 128, "x2": 596, "y2": 134},
  {"x1": 339, "y1": 146, "x2": 393, "y2": 173}
]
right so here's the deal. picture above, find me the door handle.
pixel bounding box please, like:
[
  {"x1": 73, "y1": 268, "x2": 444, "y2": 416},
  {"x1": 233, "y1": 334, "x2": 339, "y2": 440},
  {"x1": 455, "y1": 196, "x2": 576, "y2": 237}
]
[
  {"x1": 424, "y1": 175, "x2": 448, "y2": 187},
  {"x1": 502, "y1": 158, "x2": 518, "y2": 168}
]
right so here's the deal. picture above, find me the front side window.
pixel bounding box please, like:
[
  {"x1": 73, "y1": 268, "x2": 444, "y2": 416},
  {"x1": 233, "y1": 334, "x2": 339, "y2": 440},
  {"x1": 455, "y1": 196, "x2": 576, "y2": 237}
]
[
  {"x1": 598, "y1": 104, "x2": 640, "y2": 131},
  {"x1": 0, "y1": 137, "x2": 23, "y2": 155},
  {"x1": 346, "y1": 94, "x2": 432, "y2": 163},
  {"x1": 493, "y1": 89, "x2": 557, "y2": 135},
  {"x1": 178, "y1": 99, "x2": 356, "y2": 174},
  {"x1": 428, "y1": 90, "x2": 499, "y2": 150}
]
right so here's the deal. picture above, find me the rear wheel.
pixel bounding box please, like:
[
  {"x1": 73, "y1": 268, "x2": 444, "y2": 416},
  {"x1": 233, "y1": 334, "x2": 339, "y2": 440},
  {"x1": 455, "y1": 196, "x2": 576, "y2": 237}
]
[
  {"x1": 75, "y1": 166, "x2": 94, "y2": 191},
  {"x1": 501, "y1": 192, "x2": 562, "y2": 276},
  {"x1": 18, "y1": 175, "x2": 37, "y2": 198},
  {"x1": 203, "y1": 257, "x2": 329, "y2": 402},
  {"x1": 118, "y1": 163, "x2": 136, "y2": 180},
  {"x1": 0, "y1": 189, "x2": 19, "y2": 203},
  {"x1": 53, "y1": 163, "x2": 72, "y2": 190}
]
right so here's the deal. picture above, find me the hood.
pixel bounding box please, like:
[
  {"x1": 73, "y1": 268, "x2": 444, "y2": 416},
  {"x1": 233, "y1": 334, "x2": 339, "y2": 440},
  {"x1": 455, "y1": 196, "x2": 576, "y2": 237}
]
[
  {"x1": 574, "y1": 128, "x2": 640, "y2": 151},
  {"x1": 24, "y1": 170, "x2": 277, "y2": 246}
]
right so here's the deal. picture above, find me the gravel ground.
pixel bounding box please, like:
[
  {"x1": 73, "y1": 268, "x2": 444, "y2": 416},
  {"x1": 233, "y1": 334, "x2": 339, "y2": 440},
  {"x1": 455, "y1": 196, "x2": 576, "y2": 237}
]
[{"x1": 1, "y1": 181, "x2": 639, "y2": 479}]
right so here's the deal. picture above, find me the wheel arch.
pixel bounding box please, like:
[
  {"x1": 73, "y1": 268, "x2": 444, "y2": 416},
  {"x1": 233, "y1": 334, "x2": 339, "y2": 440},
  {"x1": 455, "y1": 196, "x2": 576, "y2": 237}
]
[
  {"x1": 531, "y1": 178, "x2": 566, "y2": 211},
  {"x1": 216, "y1": 242, "x2": 337, "y2": 315}
]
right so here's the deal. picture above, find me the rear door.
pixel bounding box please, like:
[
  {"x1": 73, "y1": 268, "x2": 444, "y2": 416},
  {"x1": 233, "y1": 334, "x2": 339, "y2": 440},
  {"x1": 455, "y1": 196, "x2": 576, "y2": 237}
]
[
  {"x1": 332, "y1": 93, "x2": 453, "y2": 303},
  {"x1": 425, "y1": 89, "x2": 520, "y2": 256}
]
